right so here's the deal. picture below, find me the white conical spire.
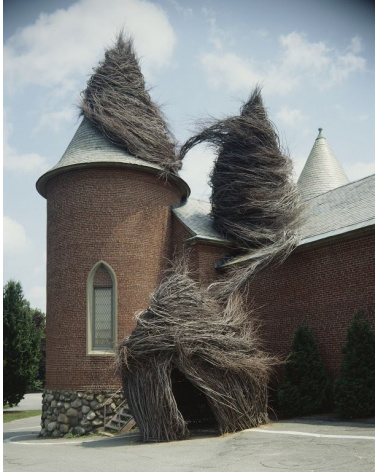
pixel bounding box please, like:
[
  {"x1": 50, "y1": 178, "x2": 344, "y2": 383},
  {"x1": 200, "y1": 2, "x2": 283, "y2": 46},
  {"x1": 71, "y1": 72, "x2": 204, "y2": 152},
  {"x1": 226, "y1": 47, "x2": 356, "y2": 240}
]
[{"x1": 297, "y1": 128, "x2": 349, "y2": 200}]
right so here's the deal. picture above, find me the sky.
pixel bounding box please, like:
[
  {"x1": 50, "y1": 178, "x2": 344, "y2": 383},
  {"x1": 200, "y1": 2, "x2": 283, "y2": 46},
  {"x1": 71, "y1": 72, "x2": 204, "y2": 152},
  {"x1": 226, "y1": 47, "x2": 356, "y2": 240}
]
[{"x1": 3, "y1": 0, "x2": 375, "y2": 311}]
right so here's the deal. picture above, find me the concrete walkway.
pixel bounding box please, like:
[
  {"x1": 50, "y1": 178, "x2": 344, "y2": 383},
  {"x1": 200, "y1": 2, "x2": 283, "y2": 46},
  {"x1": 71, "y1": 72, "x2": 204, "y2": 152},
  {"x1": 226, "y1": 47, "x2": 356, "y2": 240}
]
[
  {"x1": 3, "y1": 414, "x2": 374, "y2": 472},
  {"x1": 5, "y1": 393, "x2": 43, "y2": 412}
]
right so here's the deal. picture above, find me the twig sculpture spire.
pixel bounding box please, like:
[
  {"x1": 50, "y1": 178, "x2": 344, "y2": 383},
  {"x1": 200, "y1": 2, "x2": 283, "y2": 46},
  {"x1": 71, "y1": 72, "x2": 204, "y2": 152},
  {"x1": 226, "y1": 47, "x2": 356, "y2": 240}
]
[
  {"x1": 80, "y1": 33, "x2": 181, "y2": 173},
  {"x1": 180, "y1": 86, "x2": 303, "y2": 295}
]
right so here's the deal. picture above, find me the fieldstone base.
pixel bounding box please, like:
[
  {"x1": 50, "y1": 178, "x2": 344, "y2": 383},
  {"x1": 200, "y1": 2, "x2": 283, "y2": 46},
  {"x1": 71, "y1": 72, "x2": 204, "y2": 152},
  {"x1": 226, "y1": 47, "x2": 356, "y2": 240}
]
[{"x1": 40, "y1": 389, "x2": 125, "y2": 438}]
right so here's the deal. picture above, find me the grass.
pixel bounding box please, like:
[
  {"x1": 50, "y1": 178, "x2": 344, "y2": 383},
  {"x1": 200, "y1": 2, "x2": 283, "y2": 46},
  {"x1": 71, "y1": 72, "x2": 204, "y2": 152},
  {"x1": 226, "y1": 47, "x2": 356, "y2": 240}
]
[{"x1": 3, "y1": 410, "x2": 41, "y2": 423}]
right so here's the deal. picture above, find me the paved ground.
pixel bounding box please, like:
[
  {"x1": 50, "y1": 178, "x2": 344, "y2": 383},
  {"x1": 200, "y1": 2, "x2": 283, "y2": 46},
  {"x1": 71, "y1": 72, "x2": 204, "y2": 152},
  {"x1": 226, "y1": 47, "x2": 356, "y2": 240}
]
[
  {"x1": 5, "y1": 393, "x2": 43, "y2": 412},
  {"x1": 3, "y1": 411, "x2": 374, "y2": 472}
]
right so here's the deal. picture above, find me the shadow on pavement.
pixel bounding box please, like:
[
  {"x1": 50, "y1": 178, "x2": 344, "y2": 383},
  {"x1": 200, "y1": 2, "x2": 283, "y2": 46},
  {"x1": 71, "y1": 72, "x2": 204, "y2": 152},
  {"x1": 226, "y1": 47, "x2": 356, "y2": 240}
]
[
  {"x1": 3, "y1": 430, "x2": 40, "y2": 442},
  {"x1": 81, "y1": 428, "x2": 220, "y2": 448}
]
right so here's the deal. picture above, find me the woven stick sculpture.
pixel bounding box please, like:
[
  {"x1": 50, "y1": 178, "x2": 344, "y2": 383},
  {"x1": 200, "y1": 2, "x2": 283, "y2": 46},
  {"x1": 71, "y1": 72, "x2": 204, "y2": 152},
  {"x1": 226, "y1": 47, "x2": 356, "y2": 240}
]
[
  {"x1": 118, "y1": 260, "x2": 276, "y2": 442},
  {"x1": 80, "y1": 33, "x2": 181, "y2": 173},
  {"x1": 180, "y1": 87, "x2": 303, "y2": 296}
]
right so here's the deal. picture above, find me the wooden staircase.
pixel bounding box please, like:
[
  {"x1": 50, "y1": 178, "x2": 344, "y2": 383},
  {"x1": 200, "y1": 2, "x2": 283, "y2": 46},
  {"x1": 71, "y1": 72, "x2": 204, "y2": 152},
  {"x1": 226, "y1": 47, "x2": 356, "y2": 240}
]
[{"x1": 103, "y1": 393, "x2": 136, "y2": 433}]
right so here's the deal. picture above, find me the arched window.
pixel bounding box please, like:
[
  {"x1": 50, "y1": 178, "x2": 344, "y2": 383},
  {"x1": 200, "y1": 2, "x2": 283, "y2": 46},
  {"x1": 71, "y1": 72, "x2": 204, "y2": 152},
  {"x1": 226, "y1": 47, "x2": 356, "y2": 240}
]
[{"x1": 87, "y1": 261, "x2": 117, "y2": 355}]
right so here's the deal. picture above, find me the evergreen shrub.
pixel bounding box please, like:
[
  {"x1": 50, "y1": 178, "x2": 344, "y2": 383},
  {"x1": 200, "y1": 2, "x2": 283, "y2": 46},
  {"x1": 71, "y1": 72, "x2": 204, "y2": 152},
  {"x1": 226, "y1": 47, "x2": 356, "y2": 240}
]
[
  {"x1": 334, "y1": 310, "x2": 375, "y2": 418},
  {"x1": 278, "y1": 322, "x2": 330, "y2": 417}
]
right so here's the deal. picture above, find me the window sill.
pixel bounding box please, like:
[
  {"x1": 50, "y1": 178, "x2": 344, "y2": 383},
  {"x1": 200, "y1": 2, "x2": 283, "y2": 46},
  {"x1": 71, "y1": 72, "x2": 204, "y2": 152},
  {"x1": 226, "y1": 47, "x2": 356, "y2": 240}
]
[{"x1": 87, "y1": 350, "x2": 116, "y2": 357}]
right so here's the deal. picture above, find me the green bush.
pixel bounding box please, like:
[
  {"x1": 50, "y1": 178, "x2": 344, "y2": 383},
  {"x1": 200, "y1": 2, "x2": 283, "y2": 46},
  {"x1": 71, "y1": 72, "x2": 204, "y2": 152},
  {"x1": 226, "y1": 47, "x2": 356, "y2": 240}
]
[
  {"x1": 278, "y1": 322, "x2": 330, "y2": 417},
  {"x1": 334, "y1": 310, "x2": 374, "y2": 418}
]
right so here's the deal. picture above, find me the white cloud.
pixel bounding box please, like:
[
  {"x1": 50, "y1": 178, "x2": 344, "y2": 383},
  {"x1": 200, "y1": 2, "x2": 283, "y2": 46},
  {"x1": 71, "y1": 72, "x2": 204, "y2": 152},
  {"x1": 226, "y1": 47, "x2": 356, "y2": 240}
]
[
  {"x1": 349, "y1": 36, "x2": 362, "y2": 54},
  {"x1": 201, "y1": 52, "x2": 263, "y2": 93},
  {"x1": 179, "y1": 144, "x2": 216, "y2": 200},
  {"x1": 208, "y1": 18, "x2": 223, "y2": 50},
  {"x1": 328, "y1": 52, "x2": 365, "y2": 86},
  {"x1": 276, "y1": 106, "x2": 305, "y2": 127},
  {"x1": 201, "y1": 31, "x2": 366, "y2": 95},
  {"x1": 4, "y1": 118, "x2": 48, "y2": 173},
  {"x1": 4, "y1": 148, "x2": 46, "y2": 173},
  {"x1": 200, "y1": 50, "x2": 296, "y2": 95},
  {"x1": 207, "y1": 17, "x2": 235, "y2": 51},
  {"x1": 4, "y1": 0, "x2": 176, "y2": 93},
  {"x1": 201, "y1": 7, "x2": 235, "y2": 51},
  {"x1": 279, "y1": 32, "x2": 331, "y2": 72},
  {"x1": 34, "y1": 105, "x2": 77, "y2": 133},
  {"x1": 167, "y1": 0, "x2": 193, "y2": 17},
  {"x1": 3, "y1": 216, "x2": 32, "y2": 253}
]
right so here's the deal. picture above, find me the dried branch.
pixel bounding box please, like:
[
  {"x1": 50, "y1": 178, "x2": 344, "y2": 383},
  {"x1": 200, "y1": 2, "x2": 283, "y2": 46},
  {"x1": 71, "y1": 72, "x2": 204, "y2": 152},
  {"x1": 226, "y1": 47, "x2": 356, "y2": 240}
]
[
  {"x1": 79, "y1": 33, "x2": 181, "y2": 174},
  {"x1": 180, "y1": 86, "x2": 303, "y2": 295},
  {"x1": 118, "y1": 260, "x2": 277, "y2": 442}
]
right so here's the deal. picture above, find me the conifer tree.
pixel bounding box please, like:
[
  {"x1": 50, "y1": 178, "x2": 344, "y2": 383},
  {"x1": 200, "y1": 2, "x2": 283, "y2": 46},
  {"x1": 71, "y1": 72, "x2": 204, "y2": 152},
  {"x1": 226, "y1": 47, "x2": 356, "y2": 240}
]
[
  {"x1": 30, "y1": 309, "x2": 46, "y2": 390},
  {"x1": 278, "y1": 323, "x2": 330, "y2": 417},
  {"x1": 3, "y1": 280, "x2": 42, "y2": 406},
  {"x1": 334, "y1": 310, "x2": 374, "y2": 418}
]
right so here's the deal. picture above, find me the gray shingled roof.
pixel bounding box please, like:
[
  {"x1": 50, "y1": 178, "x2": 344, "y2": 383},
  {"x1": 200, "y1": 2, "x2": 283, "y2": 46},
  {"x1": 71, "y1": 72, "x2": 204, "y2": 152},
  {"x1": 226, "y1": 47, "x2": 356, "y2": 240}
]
[
  {"x1": 174, "y1": 174, "x2": 375, "y2": 255},
  {"x1": 299, "y1": 174, "x2": 374, "y2": 245},
  {"x1": 297, "y1": 129, "x2": 349, "y2": 201},
  {"x1": 173, "y1": 199, "x2": 228, "y2": 244},
  {"x1": 36, "y1": 117, "x2": 190, "y2": 198}
]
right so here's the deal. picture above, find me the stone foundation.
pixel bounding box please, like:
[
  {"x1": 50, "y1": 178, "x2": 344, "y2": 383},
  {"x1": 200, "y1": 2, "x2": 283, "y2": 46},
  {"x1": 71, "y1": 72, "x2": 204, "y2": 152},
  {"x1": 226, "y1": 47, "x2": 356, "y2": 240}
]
[{"x1": 40, "y1": 389, "x2": 125, "y2": 437}]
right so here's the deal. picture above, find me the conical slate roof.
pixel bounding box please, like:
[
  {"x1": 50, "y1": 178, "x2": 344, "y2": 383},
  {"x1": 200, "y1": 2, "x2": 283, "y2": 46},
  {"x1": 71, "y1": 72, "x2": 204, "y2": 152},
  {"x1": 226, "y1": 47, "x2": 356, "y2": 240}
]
[
  {"x1": 297, "y1": 128, "x2": 349, "y2": 200},
  {"x1": 36, "y1": 117, "x2": 190, "y2": 198}
]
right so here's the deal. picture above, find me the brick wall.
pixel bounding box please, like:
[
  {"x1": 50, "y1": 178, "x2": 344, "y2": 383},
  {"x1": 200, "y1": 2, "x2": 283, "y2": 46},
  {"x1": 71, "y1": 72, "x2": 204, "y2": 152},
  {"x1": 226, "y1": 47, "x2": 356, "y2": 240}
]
[
  {"x1": 45, "y1": 167, "x2": 183, "y2": 391},
  {"x1": 170, "y1": 213, "x2": 192, "y2": 260},
  {"x1": 45, "y1": 163, "x2": 374, "y2": 392},
  {"x1": 190, "y1": 243, "x2": 229, "y2": 286},
  {"x1": 170, "y1": 214, "x2": 230, "y2": 286},
  {"x1": 244, "y1": 230, "x2": 375, "y2": 381}
]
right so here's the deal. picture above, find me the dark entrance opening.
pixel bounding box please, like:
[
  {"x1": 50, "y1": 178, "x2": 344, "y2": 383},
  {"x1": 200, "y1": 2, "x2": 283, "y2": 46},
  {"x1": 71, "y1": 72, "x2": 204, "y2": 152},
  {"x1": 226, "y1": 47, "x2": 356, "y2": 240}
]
[{"x1": 171, "y1": 368, "x2": 218, "y2": 431}]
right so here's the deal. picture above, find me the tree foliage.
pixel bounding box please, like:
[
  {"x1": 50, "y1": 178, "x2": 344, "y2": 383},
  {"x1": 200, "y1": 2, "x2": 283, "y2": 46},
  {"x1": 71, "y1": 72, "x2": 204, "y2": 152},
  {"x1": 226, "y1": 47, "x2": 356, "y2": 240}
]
[
  {"x1": 278, "y1": 323, "x2": 330, "y2": 417},
  {"x1": 29, "y1": 308, "x2": 46, "y2": 390},
  {"x1": 3, "y1": 280, "x2": 45, "y2": 406},
  {"x1": 334, "y1": 310, "x2": 375, "y2": 418}
]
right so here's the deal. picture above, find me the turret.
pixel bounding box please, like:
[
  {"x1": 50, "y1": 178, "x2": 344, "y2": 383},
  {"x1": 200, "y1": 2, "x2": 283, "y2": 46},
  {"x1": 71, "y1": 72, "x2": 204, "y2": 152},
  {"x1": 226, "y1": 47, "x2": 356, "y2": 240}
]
[
  {"x1": 36, "y1": 114, "x2": 189, "y2": 438},
  {"x1": 298, "y1": 128, "x2": 349, "y2": 200}
]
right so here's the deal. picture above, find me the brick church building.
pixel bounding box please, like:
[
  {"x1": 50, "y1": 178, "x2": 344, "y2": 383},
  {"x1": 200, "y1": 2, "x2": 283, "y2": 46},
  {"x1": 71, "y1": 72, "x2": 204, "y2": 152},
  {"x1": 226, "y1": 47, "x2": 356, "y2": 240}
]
[{"x1": 36, "y1": 118, "x2": 374, "y2": 437}]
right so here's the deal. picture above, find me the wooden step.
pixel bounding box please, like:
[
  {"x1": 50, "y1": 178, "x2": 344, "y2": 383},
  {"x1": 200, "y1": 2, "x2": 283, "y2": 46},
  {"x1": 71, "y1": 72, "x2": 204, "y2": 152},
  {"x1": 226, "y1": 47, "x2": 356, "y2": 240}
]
[
  {"x1": 120, "y1": 417, "x2": 136, "y2": 433},
  {"x1": 104, "y1": 407, "x2": 135, "y2": 432}
]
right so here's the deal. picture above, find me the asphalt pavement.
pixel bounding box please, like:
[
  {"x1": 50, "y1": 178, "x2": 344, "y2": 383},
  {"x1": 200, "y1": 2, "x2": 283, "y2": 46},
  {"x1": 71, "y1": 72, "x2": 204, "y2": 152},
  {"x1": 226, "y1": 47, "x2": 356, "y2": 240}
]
[{"x1": 3, "y1": 411, "x2": 375, "y2": 472}]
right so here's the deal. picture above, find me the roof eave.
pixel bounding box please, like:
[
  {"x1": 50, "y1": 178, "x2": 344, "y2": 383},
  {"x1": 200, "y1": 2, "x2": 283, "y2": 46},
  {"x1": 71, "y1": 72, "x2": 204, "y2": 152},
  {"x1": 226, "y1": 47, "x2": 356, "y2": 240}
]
[
  {"x1": 215, "y1": 219, "x2": 375, "y2": 269},
  {"x1": 295, "y1": 218, "x2": 375, "y2": 252},
  {"x1": 184, "y1": 235, "x2": 234, "y2": 247},
  {"x1": 36, "y1": 161, "x2": 191, "y2": 200}
]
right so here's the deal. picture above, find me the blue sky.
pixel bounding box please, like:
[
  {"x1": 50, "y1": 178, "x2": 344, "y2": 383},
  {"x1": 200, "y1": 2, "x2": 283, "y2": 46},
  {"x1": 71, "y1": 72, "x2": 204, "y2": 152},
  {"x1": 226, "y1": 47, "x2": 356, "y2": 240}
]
[{"x1": 3, "y1": 0, "x2": 375, "y2": 311}]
